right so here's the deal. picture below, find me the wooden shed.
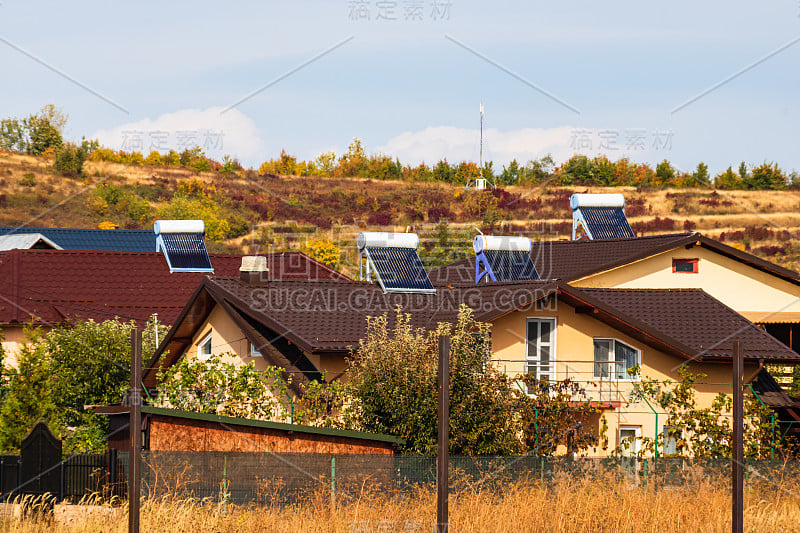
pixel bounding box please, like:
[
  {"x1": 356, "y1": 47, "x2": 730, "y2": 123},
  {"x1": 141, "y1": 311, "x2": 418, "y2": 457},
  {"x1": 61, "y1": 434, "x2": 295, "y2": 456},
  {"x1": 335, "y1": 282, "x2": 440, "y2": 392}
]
[{"x1": 96, "y1": 406, "x2": 402, "y2": 455}]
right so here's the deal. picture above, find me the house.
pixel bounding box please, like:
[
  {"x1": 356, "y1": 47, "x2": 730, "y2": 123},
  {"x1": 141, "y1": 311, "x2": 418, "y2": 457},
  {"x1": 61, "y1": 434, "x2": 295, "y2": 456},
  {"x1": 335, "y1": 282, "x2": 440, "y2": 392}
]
[
  {"x1": 0, "y1": 248, "x2": 348, "y2": 365},
  {"x1": 430, "y1": 232, "x2": 800, "y2": 351},
  {"x1": 143, "y1": 247, "x2": 800, "y2": 456}
]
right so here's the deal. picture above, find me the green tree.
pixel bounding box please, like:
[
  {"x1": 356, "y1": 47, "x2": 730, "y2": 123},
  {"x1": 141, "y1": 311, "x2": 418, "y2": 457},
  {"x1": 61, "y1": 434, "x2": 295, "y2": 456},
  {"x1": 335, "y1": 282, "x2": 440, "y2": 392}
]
[
  {"x1": 630, "y1": 366, "x2": 776, "y2": 458},
  {"x1": 692, "y1": 162, "x2": 709, "y2": 185},
  {"x1": 498, "y1": 159, "x2": 520, "y2": 186},
  {"x1": 345, "y1": 307, "x2": 525, "y2": 455},
  {"x1": 714, "y1": 166, "x2": 743, "y2": 189},
  {"x1": 655, "y1": 159, "x2": 676, "y2": 187},
  {"x1": 53, "y1": 142, "x2": 87, "y2": 177},
  {"x1": 156, "y1": 196, "x2": 230, "y2": 241},
  {"x1": 746, "y1": 162, "x2": 786, "y2": 190}
]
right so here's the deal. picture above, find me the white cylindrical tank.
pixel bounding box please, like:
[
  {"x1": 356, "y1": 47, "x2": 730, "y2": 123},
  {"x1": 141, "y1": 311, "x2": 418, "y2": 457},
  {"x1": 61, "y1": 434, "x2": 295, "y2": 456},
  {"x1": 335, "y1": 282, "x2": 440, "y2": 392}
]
[
  {"x1": 569, "y1": 193, "x2": 625, "y2": 210},
  {"x1": 357, "y1": 232, "x2": 419, "y2": 251},
  {"x1": 154, "y1": 220, "x2": 206, "y2": 235},
  {"x1": 473, "y1": 235, "x2": 532, "y2": 254}
]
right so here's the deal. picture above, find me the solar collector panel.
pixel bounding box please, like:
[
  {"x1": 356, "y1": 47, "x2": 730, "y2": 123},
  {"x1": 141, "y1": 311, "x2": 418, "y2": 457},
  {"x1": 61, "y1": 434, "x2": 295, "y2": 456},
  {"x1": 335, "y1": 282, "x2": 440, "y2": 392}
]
[
  {"x1": 578, "y1": 206, "x2": 635, "y2": 240},
  {"x1": 159, "y1": 232, "x2": 213, "y2": 271},
  {"x1": 483, "y1": 250, "x2": 539, "y2": 281},
  {"x1": 365, "y1": 247, "x2": 435, "y2": 292}
]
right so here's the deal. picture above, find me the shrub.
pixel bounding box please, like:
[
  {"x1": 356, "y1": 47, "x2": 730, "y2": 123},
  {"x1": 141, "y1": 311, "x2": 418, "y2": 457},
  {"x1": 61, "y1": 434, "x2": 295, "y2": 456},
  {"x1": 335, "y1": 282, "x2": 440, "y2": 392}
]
[
  {"x1": 19, "y1": 173, "x2": 36, "y2": 187},
  {"x1": 53, "y1": 143, "x2": 87, "y2": 177}
]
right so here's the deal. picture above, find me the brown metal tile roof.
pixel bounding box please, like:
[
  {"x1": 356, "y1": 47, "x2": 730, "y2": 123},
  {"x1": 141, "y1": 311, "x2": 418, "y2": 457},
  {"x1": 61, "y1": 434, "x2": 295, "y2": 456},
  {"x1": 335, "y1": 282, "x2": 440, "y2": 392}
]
[
  {"x1": 0, "y1": 249, "x2": 348, "y2": 327},
  {"x1": 429, "y1": 233, "x2": 695, "y2": 285},
  {"x1": 573, "y1": 288, "x2": 799, "y2": 362},
  {"x1": 429, "y1": 232, "x2": 800, "y2": 288}
]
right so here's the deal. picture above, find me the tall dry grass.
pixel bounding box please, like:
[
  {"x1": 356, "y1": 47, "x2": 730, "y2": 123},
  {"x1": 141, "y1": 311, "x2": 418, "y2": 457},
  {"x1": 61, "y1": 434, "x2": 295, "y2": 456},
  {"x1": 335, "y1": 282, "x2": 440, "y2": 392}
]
[{"x1": 0, "y1": 469, "x2": 798, "y2": 533}]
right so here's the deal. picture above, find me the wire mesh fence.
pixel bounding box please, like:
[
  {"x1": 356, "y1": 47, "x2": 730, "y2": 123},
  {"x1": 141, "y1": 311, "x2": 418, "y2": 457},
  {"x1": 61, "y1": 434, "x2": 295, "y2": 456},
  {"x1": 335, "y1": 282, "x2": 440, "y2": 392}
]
[{"x1": 117, "y1": 451, "x2": 800, "y2": 506}]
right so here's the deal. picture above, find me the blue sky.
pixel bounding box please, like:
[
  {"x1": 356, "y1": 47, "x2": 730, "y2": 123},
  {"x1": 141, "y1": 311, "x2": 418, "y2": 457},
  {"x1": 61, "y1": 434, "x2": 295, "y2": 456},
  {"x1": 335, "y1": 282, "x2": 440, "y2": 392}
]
[{"x1": 2, "y1": 1, "x2": 799, "y2": 175}]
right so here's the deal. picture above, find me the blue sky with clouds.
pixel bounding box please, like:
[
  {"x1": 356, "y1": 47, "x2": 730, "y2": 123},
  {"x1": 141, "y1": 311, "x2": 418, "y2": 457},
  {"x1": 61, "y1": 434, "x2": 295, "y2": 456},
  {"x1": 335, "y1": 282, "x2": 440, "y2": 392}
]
[{"x1": 2, "y1": 1, "x2": 799, "y2": 174}]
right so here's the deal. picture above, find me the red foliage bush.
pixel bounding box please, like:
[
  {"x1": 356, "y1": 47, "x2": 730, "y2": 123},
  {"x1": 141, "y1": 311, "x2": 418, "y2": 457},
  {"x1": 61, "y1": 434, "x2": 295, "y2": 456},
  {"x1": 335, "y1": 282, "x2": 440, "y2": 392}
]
[
  {"x1": 367, "y1": 212, "x2": 392, "y2": 226},
  {"x1": 428, "y1": 206, "x2": 454, "y2": 222},
  {"x1": 625, "y1": 197, "x2": 649, "y2": 217},
  {"x1": 752, "y1": 245, "x2": 786, "y2": 256}
]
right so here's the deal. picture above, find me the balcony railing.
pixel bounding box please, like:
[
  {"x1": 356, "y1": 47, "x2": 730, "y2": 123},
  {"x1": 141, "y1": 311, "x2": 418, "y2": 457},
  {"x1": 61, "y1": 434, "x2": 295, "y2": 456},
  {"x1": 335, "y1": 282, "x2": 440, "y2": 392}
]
[{"x1": 523, "y1": 359, "x2": 634, "y2": 405}]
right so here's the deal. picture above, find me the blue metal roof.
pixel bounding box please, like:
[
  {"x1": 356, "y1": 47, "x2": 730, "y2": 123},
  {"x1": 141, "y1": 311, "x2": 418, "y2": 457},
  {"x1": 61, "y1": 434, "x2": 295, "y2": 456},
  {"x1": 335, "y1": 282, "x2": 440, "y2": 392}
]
[{"x1": 0, "y1": 226, "x2": 156, "y2": 251}]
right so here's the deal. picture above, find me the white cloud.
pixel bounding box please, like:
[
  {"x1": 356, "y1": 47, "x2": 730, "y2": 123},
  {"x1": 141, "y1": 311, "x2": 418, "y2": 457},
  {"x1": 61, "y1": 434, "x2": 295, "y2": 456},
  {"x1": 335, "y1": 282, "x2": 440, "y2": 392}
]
[
  {"x1": 378, "y1": 126, "x2": 577, "y2": 167},
  {"x1": 378, "y1": 126, "x2": 677, "y2": 168},
  {"x1": 91, "y1": 107, "x2": 263, "y2": 163}
]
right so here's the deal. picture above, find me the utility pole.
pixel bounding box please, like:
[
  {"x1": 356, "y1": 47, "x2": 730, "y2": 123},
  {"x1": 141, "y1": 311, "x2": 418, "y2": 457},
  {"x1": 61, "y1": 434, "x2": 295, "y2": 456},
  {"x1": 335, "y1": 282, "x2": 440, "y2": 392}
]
[
  {"x1": 437, "y1": 335, "x2": 450, "y2": 533},
  {"x1": 732, "y1": 340, "x2": 743, "y2": 533},
  {"x1": 129, "y1": 328, "x2": 142, "y2": 533}
]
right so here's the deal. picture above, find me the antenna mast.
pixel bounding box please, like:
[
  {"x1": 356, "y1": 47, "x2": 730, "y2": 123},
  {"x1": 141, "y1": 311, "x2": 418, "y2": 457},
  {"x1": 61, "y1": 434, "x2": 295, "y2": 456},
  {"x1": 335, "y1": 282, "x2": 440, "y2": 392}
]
[{"x1": 479, "y1": 102, "x2": 484, "y2": 172}]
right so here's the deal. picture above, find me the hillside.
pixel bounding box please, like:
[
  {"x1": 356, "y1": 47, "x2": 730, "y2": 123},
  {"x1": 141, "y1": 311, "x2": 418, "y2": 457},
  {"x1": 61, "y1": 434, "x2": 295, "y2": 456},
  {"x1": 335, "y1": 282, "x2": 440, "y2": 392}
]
[{"x1": 3, "y1": 150, "x2": 800, "y2": 278}]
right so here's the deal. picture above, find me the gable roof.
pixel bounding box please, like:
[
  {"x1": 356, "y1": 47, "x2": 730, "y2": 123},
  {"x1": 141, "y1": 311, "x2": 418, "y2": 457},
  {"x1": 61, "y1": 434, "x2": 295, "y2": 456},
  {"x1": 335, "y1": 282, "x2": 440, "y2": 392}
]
[
  {"x1": 429, "y1": 232, "x2": 800, "y2": 287},
  {"x1": 0, "y1": 226, "x2": 155, "y2": 251},
  {"x1": 144, "y1": 277, "x2": 800, "y2": 388},
  {"x1": 0, "y1": 233, "x2": 62, "y2": 251},
  {"x1": 0, "y1": 249, "x2": 349, "y2": 328},
  {"x1": 569, "y1": 288, "x2": 798, "y2": 362}
]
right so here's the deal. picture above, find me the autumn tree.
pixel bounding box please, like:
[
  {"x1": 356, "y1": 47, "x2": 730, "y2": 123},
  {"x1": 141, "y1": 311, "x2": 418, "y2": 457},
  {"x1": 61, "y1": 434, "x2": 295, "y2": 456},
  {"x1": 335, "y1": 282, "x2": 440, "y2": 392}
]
[{"x1": 345, "y1": 307, "x2": 525, "y2": 455}]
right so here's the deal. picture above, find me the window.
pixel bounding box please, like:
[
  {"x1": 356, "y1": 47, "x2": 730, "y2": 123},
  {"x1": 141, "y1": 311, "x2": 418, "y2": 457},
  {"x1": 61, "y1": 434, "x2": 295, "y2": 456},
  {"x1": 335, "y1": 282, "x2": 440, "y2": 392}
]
[
  {"x1": 672, "y1": 258, "x2": 698, "y2": 273},
  {"x1": 527, "y1": 318, "x2": 557, "y2": 386},
  {"x1": 663, "y1": 425, "x2": 681, "y2": 456},
  {"x1": 593, "y1": 338, "x2": 639, "y2": 380},
  {"x1": 619, "y1": 426, "x2": 641, "y2": 457},
  {"x1": 197, "y1": 332, "x2": 212, "y2": 361},
  {"x1": 250, "y1": 341, "x2": 262, "y2": 358}
]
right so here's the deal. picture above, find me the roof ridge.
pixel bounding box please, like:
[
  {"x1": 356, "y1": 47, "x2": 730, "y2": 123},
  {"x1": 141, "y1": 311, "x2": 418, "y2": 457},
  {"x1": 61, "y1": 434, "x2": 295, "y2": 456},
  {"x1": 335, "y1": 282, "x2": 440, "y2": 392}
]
[{"x1": 533, "y1": 232, "x2": 694, "y2": 246}]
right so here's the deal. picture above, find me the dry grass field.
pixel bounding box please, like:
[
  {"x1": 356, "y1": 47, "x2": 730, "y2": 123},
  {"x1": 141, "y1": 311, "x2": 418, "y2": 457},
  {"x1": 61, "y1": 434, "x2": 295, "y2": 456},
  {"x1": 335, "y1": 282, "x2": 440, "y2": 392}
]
[{"x1": 0, "y1": 472, "x2": 798, "y2": 533}]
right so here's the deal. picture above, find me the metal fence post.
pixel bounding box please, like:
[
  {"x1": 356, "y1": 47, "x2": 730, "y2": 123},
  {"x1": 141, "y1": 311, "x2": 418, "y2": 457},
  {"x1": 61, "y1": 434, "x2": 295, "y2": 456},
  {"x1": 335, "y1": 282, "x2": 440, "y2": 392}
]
[
  {"x1": 129, "y1": 328, "x2": 142, "y2": 533},
  {"x1": 330, "y1": 456, "x2": 336, "y2": 508},
  {"x1": 437, "y1": 335, "x2": 450, "y2": 533},
  {"x1": 732, "y1": 340, "x2": 743, "y2": 533}
]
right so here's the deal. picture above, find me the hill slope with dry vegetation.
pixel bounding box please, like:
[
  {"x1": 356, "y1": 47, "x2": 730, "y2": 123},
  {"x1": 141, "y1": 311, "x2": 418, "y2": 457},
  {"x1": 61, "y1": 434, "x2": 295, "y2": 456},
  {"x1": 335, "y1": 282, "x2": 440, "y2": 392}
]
[{"x1": 3, "y1": 151, "x2": 800, "y2": 277}]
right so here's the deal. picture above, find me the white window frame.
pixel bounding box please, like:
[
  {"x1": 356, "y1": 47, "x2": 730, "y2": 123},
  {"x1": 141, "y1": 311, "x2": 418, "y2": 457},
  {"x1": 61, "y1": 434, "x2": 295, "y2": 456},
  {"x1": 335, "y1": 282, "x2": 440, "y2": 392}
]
[
  {"x1": 197, "y1": 332, "x2": 213, "y2": 361},
  {"x1": 250, "y1": 341, "x2": 263, "y2": 358},
  {"x1": 526, "y1": 317, "x2": 557, "y2": 385},
  {"x1": 618, "y1": 425, "x2": 642, "y2": 457},
  {"x1": 593, "y1": 337, "x2": 640, "y2": 381}
]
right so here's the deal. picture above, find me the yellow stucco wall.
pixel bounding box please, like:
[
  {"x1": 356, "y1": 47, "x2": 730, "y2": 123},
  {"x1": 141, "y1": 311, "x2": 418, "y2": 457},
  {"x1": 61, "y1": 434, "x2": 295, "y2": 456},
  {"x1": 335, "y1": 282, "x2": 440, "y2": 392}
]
[
  {"x1": 0, "y1": 325, "x2": 30, "y2": 368},
  {"x1": 188, "y1": 305, "x2": 273, "y2": 371},
  {"x1": 491, "y1": 304, "x2": 755, "y2": 457},
  {"x1": 572, "y1": 246, "x2": 800, "y2": 322}
]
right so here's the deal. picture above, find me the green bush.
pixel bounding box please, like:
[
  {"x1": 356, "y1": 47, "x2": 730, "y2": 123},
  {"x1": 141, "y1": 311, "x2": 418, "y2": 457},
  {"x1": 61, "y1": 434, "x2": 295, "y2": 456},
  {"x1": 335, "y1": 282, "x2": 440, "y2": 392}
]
[{"x1": 53, "y1": 143, "x2": 87, "y2": 177}]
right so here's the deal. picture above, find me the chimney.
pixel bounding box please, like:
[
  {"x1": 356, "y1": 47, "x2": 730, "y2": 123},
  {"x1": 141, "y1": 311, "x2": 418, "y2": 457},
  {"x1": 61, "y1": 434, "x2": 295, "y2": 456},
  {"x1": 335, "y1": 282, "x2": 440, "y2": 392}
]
[{"x1": 239, "y1": 256, "x2": 269, "y2": 285}]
